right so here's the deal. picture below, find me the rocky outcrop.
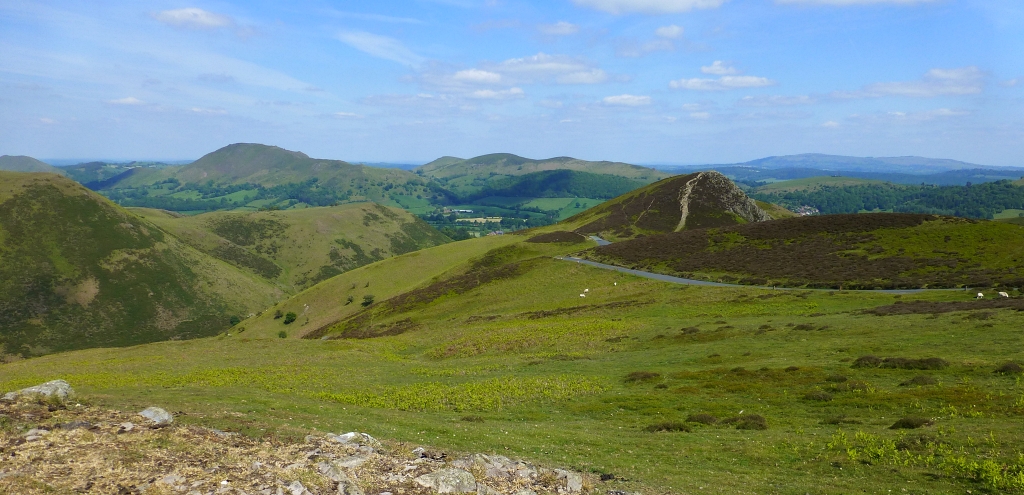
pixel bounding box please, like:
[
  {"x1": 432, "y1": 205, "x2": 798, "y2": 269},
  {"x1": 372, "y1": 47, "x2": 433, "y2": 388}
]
[
  {"x1": 2, "y1": 379, "x2": 73, "y2": 402},
  {"x1": 0, "y1": 386, "x2": 593, "y2": 495}
]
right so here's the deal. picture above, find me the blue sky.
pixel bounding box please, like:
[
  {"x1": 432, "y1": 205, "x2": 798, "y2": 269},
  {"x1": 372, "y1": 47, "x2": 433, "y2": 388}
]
[{"x1": 1, "y1": 0, "x2": 1021, "y2": 165}]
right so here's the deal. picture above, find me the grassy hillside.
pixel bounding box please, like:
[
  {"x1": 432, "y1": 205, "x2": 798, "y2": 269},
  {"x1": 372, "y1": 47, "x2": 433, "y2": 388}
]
[
  {"x1": 417, "y1": 153, "x2": 668, "y2": 197},
  {"x1": 0, "y1": 155, "x2": 61, "y2": 174},
  {"x1": 754, "y1": 200, "x2": 797, "y2": 219},
  {"x1": 133, "y1": 203, "x2": 450, "y2": 292},
  {"x1": 584, "y1": 213, "x2": 1024, "y2": 289},
  {"x1": 0, "y1": 172, "x2": 281, "y2": 358},
  {"x1": 102, "y1": 144, "x2": 439, "y2": 212},
  {"x1": 752, "y1": 176, "x2": 885, "y2": 193},
  {"x1": 4, "y1": 231, "x2": 1024, "y2": 494},
  {"x1": 566, "y1": 171, "x2": 771, "y2": 241}
]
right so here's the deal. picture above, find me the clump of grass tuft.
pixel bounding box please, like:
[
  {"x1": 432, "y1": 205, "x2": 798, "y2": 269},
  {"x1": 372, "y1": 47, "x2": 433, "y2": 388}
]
[
  {"x1": 644, "y1": 421, "x2": 690, "y2": 433},
  {"x1": 707, "y1": 353, "x2": 721, "y2": 358},
  {"x1": 822, "y1": 416, "x2": 862, "y2": 425},
  {"x1": 624, "y1": 371, "x2": 661, "y2": 383},
  {"x1": 889, "y1": 417, "x2": 933, "y2": 429},
  {"x1": 804, "y1": 390, "x2": 834, "y2": 402},
  {"x1": 995, "y1": 362, "x2": 1023, "y2": 374},
  {"x1": 654, "y1": 383, "x2": 668, "y2": 389},
  {"x1": 852, "y1": 356, "x2": 948, "y2": 370},
  {"x1": 680, "y1": 327, "x2": 700, "y2": 335},
  {"x1": 900, "y1": 375, "x2": 938, "y2": 387},
  {"x1": 825, "y1": 374, "x2": 848, "y2": 383},
  {"x1": 460, "y1": 415, "x2": 485, "y2": 423},
  {"x1": 686, "y1": 413, "x2": 718, "y2": 425},
  {"x1": 793, "y1": 324, "x2": 817, "y2": 331},
  {"x1": 785, "y1": 366, "x2": 800, "y2": 372},
  {"x1": 721, "y1": 414, "x2": 768, "y2": 430}
]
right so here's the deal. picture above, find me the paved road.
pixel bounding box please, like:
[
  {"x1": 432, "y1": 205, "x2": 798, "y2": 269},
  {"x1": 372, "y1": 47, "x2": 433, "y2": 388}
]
[{"x1": 557, "y1": 255, "x2": 963, "y2": 294}]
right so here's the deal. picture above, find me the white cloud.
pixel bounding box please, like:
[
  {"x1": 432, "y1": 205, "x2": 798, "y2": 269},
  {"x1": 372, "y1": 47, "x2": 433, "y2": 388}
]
[
  {"x1": 655, "y1": 25, "x2": 684, "y2": 39},
  {"x1": 821, "y1": 120, "x2": 840, "y2": 128},
  {"x1": 468, "y1": 87, "x2": 525, "y2": 99},
  {"x1": 38, "y1": 118, "x2": 55, "y2": 124},
  {"x1": 572, "y1": 0, "x2": 728, "y2": 14},
  {"x1": 670, "y1": 75, "x2": 774, "y2": 90},
  {"x1": 153, "y1": 8, "x2": 232, "y2": 29},
  {"x1": 337, "y1": 31, "x2": 425, "y2": 67},
  {"x1": 190, "y1": 107, "x2": 226, "y2": 114},
  {"x1": 690, "y1": 112, "x2": 711, "y2": 119},
  {"x1": 333, "y1": 111, "x2": 362, "y2": 118},
  {"x1": 776, "y1": 0, "x2": 937, "y2": 5},
  {"x1": 701, "y1": 61, "x2": 738, "y2": 75},
  {"x1": 557, "y1": 69, "x2": 608, "y2": 84},
  {"x1": 490, "y1": 53, "x2": 608, "y2": 85},
  {"x1": 835, "y1": 66, "x2": 984, "y2": 98},
  {"x1": 107, "y1": 96, "x2": 144, "y2": 105},
  {"x1": 603, "y1": 94, "x2": 651, "y2": 106},
  {"x1": 1000, "y1": 78, "x2": 1018, "y2": 87},
  {"x1": 538, "y1": 21, "x2": 579, "y2": 36},
  {"x1": 453, "y1": 69, "x2": 502, "y2": 84},
  {"x1": 739, "y1": 95, "x2": 816, "y2": 106},
  {"x1": 849, "y1": 108, "x2": 969, "y2": 124},
  {"x1": 617, "y1": 39, "x2": 674, "y2": 57}
]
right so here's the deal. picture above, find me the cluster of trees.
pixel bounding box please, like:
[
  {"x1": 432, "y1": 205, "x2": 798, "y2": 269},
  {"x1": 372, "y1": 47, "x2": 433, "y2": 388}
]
[
  {"x1": 753, "y1": 180, "x2": 1024, "y2": 219},
  {"x1": 465, "y1": 170, "x2": 643, "y2": 202}
]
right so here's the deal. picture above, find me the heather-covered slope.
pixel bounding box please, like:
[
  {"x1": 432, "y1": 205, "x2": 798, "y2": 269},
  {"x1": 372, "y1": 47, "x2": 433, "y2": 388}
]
[
  {"x1": 0, "y1": 172, "x2": 280, "y2": 358},
  {"x1": 583, "y1": 213, "x2": 1024, "y2": 289},
  {"x1": 567, "y1": 171, "x2": 772, "y2": 241}
]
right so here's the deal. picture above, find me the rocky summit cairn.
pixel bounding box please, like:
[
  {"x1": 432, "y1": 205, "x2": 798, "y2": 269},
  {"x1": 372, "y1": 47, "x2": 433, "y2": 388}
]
[{"x1": 2, "y1": 379, "x2": 73, "y2": 402}]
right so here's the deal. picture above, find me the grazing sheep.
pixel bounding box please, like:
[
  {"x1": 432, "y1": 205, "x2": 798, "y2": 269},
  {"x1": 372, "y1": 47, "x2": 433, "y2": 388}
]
[
  {"x1": 977, "y1": 292, "x2": 984, "y2": 299},
  {"x1": 999, "y1": 291, "x2": 1010, "y2": 298},
  {"x1": 580, "y1": 294, "x2": 586, "y2": 298},
  {"x1": 614, "y1": 282, "x2": 617, "y2": 286},
  {"x1": 584, "y1": 289, "x2": 589, "y2": 293}
]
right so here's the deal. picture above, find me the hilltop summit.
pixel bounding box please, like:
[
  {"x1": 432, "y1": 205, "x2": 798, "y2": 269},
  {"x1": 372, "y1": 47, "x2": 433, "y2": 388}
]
[{"x1": 570, "y1": 171, "x2": 771, "y2": 241}]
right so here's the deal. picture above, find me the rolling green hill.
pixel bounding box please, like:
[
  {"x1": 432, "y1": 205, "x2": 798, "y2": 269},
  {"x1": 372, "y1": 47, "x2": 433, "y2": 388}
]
[
  {"x1": 100, "y1": 144, "x2": 440, "y2": 212},
  {"x1": 0, "y1": 155, "x2": 62, "y2": 174},
  {"x1": 5, "y1": 224, "x2": 1024, "y2": 494},
  {"x1": 565, "y1": 171, "x2": 772, "y2": 241},
  {"x1": 417, "y1": 153, "x2": 669, "y2": 196},
  {"x1": 0, "y1": 172, "x2": 281, "y2": 358},
  {"x1": 584, "y1": 212, "x2": 1024, "y2": 289},
  {"x1": 132, "y1": 204, "x2": 450, "y2": 292}
]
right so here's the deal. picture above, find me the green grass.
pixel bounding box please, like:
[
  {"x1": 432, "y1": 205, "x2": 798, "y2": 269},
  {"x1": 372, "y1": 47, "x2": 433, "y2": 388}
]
[
  {"x1": 2, "y1": 245, "x2": 1024, "y2": 493},
  {"x1": 993, "y1": 209, "x2": 1024, "y2": 219},
  {"x1": 6, "y1": 231, "x2": 1024, "y2": 494},
  {"x1": 133, "y1": 203, "x2": 449, "y2": 293}
]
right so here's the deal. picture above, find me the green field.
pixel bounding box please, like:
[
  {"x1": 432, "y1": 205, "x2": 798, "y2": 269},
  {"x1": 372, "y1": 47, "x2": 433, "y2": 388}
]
[{"x1": 4, "y1": 230, "x2": 1024, "y2": 494}]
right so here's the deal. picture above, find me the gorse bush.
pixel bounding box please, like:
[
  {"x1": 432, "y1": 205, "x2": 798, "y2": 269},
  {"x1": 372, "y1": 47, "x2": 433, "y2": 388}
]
[
  {"x1": 900, "y1": 375, "x2": 938, "y2": 387},
  {"x1": 283, "y1": 312, "x2": 297, "y2": 325},
  {"x1": 644, "y1": 421, "x2": 690, "y2": 433},
  {"x1": 721, "y1": 414, "x2": 768, "y2": 430},
  {"x1": 852, "y1": 355, "x2": 948, "y2": 370},
  {"x1": 890, "y1": 417, "x2": 933, "y2": 429},
  {"x1": 686, "y1": 413, "x2": 718, "y2": 425}
]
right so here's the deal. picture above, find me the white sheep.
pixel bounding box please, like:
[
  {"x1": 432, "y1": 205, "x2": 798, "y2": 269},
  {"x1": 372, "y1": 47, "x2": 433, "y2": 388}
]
[
  {"x1": 584, "y1": 289, "x2": 589, "y2": 293},
  {"x1": 977, "y1": 292, "x2": 984, "y2": 299},
  {"x1": 999, "y1": 291, "x2": 1010, "y2": 298},
  {"x1": 580, "y1": 293, "x2": 586, "y2": 298},
  {"x1": 613, "y1": 282, "x2": 617, "y2": 286}
]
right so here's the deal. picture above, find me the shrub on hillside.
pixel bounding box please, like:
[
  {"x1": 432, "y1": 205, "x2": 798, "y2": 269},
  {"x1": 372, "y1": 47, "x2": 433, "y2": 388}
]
[
  {"x1": 804, "y1": 390, "x2": 834, "y2": 402},
  {"x1": 283, "y1": 312, "x2": 297, "y2": 325},
  {"x1": 624, "y1": 371, "x2": 661, "y2": 383},
  {"x1": 644, "y1": 421, "x2": 690, "y2": 433},
  {"x1": 686, "y1": 413, "x2": 718, "y2": 425},
  {"x1": 722, "y1": 414, "x2": 768, "y2": 430},
  {"x1": 889, "y1": 417, "x2": 933, "y2": 429},
  {"x1": 362, "y1": 295, "x2": 375, "y2": 307},
  {"x1": 995, "y1": 362, "x2": 1023, "y2": 374},
  {"x1": 852, "y1": 356, "x2": 948, "y2": 370}
]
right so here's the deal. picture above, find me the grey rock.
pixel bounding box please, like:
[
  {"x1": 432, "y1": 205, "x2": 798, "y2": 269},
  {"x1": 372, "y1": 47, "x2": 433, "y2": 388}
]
[
  {"x1": 334, "y1": 454, "x2": 370, "y2": 469},
  {"x1": 158, "y1": 474, "x2": 186, "y2": 486},
  {"x1": 511, "y1": 491, "x2": 537, "y2": 495},
  {"x1": 118, "y1": 422, "x2": 135, "y2": 433},
  {"x1": 287, "y1": 481, "x2": 312, "y2": 495},
  {"x1": 317, "y1": 461, "x2": 365, "y2": 495},
  {"x1": 2, "y1": 380, "x2": 73, "y2": 402},
  {"x1": 554, "y1": 470, "x2": 583, "y2": 493},
  {"x1": 414, "y1": 468, "x2": 477, "y2": 494},
  {"x1": 139, "y1": 407, "x2": 174, "y2": 425},
  {"x1": 411, "y1": 447, "x2": 426, "y2": 457}
]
